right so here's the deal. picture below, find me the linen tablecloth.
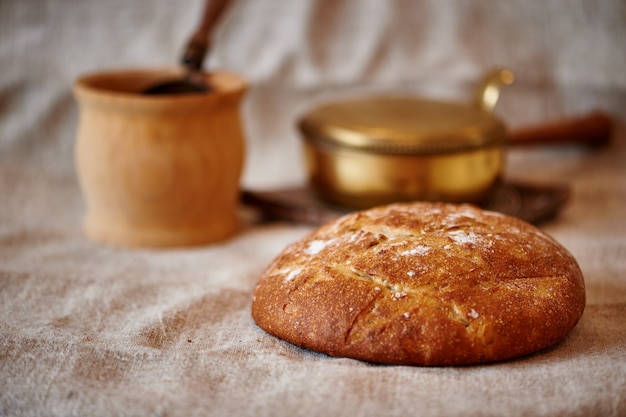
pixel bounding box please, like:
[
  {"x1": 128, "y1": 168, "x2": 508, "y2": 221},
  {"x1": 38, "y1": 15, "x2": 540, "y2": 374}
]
[{"x1": 1, "y1": 1, "x2": 625, "y2": 415}]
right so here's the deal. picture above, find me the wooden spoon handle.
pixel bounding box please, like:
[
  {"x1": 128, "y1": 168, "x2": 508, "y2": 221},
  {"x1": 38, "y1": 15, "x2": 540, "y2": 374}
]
[
  {"x1": 182, "y1": 0, "x2": 232, "y2": 71},
  {"x1": 509, "y1": 110, "x2": 613, "y2": 148}
]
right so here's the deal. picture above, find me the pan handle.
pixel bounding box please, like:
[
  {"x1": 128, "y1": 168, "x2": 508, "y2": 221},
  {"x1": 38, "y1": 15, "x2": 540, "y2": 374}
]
[{"x1": 509, "y1": 110, "x2": 613, "y2": 148}]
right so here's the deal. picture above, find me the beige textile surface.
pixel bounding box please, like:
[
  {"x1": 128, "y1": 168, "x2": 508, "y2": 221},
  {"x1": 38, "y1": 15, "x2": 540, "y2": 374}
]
[{"x1": 1, "y1": 1, "x2": 626, "y2": 416}]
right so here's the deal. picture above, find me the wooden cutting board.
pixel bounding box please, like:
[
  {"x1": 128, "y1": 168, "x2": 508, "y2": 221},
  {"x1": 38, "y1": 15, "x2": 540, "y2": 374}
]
[{"x1": 242, "y1": 181, "x2": 571, "y2": 226}]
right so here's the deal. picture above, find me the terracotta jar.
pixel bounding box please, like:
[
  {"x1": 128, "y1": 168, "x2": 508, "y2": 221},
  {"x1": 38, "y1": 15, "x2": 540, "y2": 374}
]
[{"x1": 74, "y1": 69, "x2": 247, "y2": 248}]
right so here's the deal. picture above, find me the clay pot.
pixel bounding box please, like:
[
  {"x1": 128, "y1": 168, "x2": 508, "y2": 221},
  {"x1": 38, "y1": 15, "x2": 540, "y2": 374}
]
[{"x1": 74, "y1": 69, "x2": 247, "y2": 248}]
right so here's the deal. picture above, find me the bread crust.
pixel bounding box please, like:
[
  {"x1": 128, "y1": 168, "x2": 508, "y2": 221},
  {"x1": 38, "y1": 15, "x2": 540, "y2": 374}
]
[{"x1": 251, "y1": 202, "x2": 585, "y2": 365}]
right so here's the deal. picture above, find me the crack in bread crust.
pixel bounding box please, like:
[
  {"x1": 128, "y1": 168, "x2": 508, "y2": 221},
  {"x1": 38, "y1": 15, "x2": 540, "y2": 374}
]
[{"x1": 251, "y1": 202, "x2": 586, "y2": 366}]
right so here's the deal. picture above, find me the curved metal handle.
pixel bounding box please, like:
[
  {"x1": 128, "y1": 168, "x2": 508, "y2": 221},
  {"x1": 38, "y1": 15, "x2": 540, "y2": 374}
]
[{"x1": 474, "y1": 69, "x2": 515, "y2": 113}]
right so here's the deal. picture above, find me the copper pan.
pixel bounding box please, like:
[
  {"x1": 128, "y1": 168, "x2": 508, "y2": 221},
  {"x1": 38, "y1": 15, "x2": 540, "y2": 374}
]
[{"x1": 297, "y1": 70, "x2": 611, "y2": 209}]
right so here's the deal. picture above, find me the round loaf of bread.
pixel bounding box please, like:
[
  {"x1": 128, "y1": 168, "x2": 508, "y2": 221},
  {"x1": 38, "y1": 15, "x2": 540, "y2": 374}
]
[{"x1": 251, "y1": 202, "x2": 585, "y2": 365}]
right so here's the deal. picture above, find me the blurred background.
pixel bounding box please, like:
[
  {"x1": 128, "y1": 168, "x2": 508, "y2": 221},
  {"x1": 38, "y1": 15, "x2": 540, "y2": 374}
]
[{"x1": 1, "y1": 0, "x2": 625, "y2": 190}]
